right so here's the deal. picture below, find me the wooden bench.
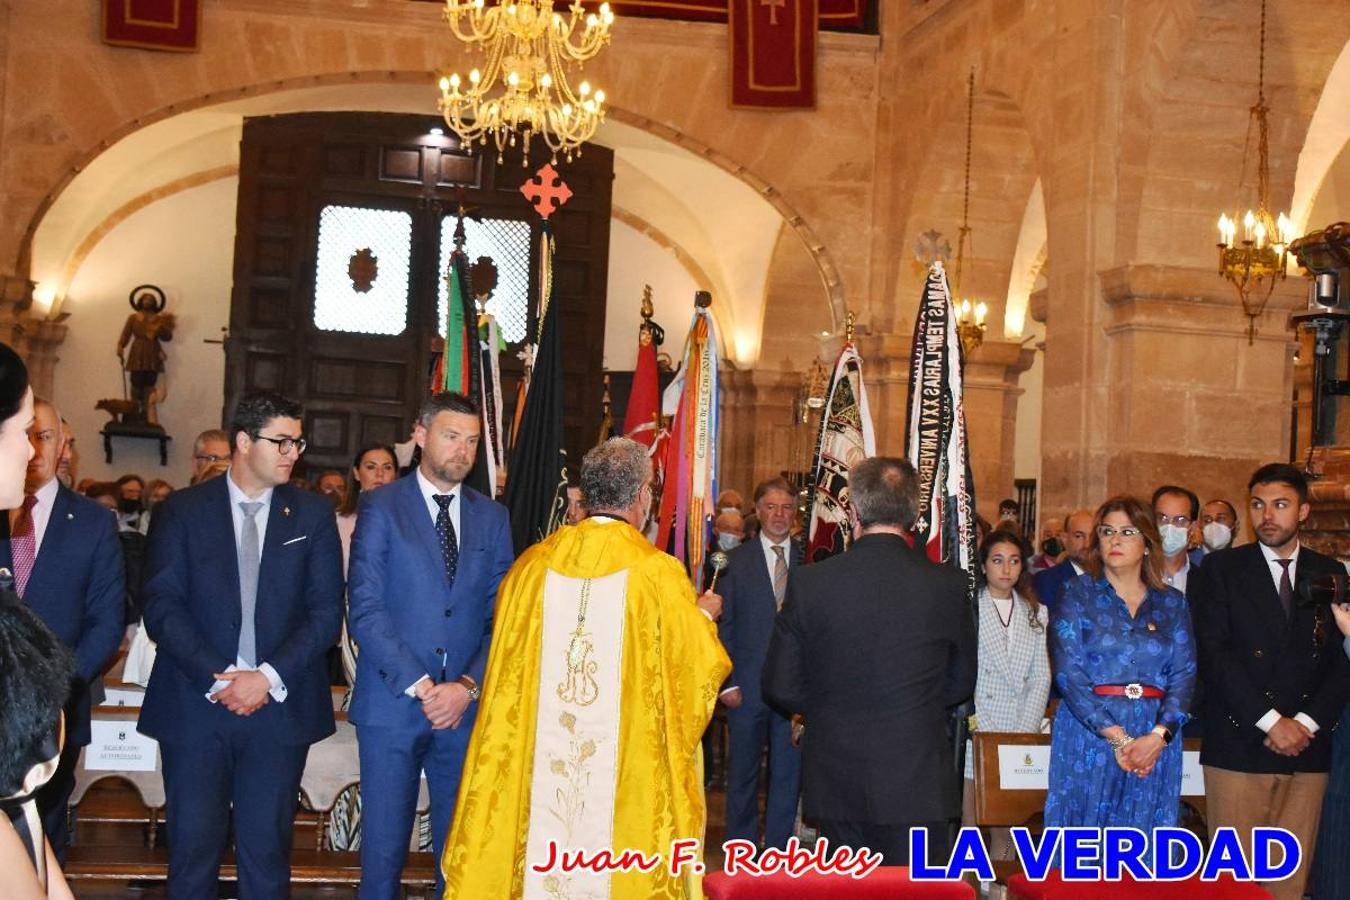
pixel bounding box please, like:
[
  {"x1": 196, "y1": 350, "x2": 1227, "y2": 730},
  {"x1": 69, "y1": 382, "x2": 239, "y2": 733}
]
[{"x1": 64, "y1": 844, "x2": 438, "y2": 887}]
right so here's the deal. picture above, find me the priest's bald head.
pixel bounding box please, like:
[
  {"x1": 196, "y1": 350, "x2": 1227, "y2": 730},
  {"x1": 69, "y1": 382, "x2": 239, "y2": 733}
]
[{"x1": 580, "y1": 437, "x2": 652, "y2": 527}]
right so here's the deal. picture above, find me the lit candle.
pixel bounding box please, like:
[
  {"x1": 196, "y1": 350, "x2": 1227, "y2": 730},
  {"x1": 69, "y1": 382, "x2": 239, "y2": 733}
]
[
  {"x1": 1244, "y1": 210, "x2": 1255, "y2": 243},
  {"x1": 975, "y1": 302, "x2": 988, "y2": 327}
]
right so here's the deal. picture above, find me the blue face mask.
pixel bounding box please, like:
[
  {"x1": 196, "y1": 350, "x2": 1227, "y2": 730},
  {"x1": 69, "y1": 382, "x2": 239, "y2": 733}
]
[
  {"x1": 717, "y1": 532, "x2": 741, "y2": 551},
  {"x1": 1159, "y1": 523, "x2": 1189, "y2": 557}
]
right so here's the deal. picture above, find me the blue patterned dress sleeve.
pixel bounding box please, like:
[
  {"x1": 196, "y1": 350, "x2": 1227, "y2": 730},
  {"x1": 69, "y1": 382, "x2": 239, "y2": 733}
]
[{"x1": 1044, "y1": 575, "x2": 1197, "y2": 836}]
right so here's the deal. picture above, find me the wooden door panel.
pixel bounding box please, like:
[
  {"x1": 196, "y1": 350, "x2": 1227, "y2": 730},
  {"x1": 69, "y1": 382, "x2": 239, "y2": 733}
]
[{"x1": 228, "y1": 112, "x2": 613, "y2": 481}]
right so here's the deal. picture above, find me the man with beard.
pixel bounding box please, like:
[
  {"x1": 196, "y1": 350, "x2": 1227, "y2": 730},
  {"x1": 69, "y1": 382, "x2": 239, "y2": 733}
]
[
  {"x1": 139, "y1": 390, "x2": 343, "y2": 896},
  {"x1": 348, "y1": 391, "x2": 514, "y2": 900},
  {"x1": 1193, "y1": 463, "x2": 1350, "y2": 900}
]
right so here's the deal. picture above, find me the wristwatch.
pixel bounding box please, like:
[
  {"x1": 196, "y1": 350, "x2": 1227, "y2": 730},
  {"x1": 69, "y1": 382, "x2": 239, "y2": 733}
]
[
  {"x1": 1152, "y1": 725, "x2": 1173, "y2": 745},
  {"x1": 458, "y1": 675, "x2": 482, "y2": 702}
]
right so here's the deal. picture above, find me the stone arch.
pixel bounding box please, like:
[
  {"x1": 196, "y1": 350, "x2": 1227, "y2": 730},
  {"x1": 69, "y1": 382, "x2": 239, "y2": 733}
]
[
  {"x1": 24, "y1": 73, "x2": 846, "y2": 350},
  {"x1": 1291, "y1": 38, "x2": 1350, "y2": 234}
]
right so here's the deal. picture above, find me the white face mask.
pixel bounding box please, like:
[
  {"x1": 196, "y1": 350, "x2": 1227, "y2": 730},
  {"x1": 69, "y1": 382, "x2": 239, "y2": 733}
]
[
  {"x1": 716, "y1": 532, "x2": 741, "y2": 551},
  {"x1": 1159, "y1": 523, "x2": 1189, "y2": 557},
  {"x1": 1202, "y1": 522, "x2": 1233, "y2": 551}
]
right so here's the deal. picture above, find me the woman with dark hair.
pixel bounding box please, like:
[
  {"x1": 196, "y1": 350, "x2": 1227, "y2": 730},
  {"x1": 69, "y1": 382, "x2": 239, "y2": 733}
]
[
  {"x1": 1044, "y1": 495, "x2": 1197, "y2": 837},
  {"x1": 0, "y1": 342, "x2": 77, "y2": 897},
  {"x1": 962, "y1": 529, "x2": 1050, "y2": 858},
  {"x1": 336, "y1": 443, "x2": 397, "y2": 573}
]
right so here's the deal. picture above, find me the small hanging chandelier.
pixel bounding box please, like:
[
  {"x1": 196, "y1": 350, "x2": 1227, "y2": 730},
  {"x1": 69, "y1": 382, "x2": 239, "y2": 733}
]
[
  {"x1": 1215, "y1": 0, "x2": 1294, "y2": 344},
  {"x1": 953, "y1": 68, "x2": 988, "y2": 358},
  {"x1": 438, "y1": 1, "x2": 614, "y2": 166}
]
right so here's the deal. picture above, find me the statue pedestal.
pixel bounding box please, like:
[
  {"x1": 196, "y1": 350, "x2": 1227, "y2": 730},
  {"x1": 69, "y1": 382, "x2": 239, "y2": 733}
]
[{"x1": 101, "y1": 423, "x2": 172, "y2": 467}]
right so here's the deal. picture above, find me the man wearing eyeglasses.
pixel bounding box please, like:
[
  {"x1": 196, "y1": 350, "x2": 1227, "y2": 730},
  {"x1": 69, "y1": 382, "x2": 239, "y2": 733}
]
[
  {"x1": 189, "y1": 427, "x2": 230, "y2": 484},
  {"x1": 139, "y1": 390, "x2": 343, "y2": 898},
  {"x1": 1152, "y1": 484, "x2": 1203, "y2": 594}
]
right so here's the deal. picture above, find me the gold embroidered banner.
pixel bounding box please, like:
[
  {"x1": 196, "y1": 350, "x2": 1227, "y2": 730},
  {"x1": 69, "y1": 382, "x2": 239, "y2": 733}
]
[
  {"x1": 103, "y1": 0, "x2": 200, "y2": 52},
  {"x1": 729, "y1": 0, "x2": 817, "y2": 109}
]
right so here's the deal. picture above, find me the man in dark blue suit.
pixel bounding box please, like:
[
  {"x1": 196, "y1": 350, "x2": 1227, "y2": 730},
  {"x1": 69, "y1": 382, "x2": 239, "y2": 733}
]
[
  {"x1": 138, "y1": 391, "x2": 343, "y2": 899},
  {"x1": 1, "y1": 398, "x2": 124, "y2": 857},
  {"x1": 1032, "y1": 507, "x2": 1094, "y2": 609},
  {"x1": 348, "y1": 391, "x2": 513, "y2": 900},
  {"x1": 718, "y1": 476, "x2": 802, "y2": 850}
]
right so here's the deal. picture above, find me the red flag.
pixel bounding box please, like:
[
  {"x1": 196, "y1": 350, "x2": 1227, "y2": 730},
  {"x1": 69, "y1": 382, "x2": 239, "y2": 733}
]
[{"x1": 623, "y1": 328, "x2": 661, "y2": 449}]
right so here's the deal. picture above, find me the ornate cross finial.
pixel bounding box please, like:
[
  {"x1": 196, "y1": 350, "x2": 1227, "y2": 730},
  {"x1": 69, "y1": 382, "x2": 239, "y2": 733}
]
[
  {"x1": 520, "y1": 162, "x2": 573, "y2": 220},
  {"x1": 846, "y1": 311, "x2": 855, "y2": 344}
]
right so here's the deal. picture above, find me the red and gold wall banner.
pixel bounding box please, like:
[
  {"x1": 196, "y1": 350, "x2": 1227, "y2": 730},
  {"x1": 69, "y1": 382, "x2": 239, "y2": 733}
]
[
  {"x1": 729, "y1": 0, "x2": 816, "y2": 109},
  {"x1": 103, "y1": 0, "x2": 200, "y2": 52}
]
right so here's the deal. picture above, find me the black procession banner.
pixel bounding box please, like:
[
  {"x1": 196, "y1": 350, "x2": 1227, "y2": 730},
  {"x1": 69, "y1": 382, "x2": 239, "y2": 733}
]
[
  {"x1": 903, "y1": 262, "x2": 978, "y2": 603},
  {"x1": 504, "y1": 223, "x2": 569, "y2": 554}
]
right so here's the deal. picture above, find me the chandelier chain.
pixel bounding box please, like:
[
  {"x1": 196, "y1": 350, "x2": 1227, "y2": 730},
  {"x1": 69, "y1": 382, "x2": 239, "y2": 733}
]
[{"x1": 955, "y1": 67, "x2": 975, "y2": 295}]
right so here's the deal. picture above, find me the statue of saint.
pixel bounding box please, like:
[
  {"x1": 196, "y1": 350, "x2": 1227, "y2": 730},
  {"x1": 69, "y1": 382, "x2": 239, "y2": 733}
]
[{"x1": 117, "y1": 285, "x2": 175, "y2": 428}]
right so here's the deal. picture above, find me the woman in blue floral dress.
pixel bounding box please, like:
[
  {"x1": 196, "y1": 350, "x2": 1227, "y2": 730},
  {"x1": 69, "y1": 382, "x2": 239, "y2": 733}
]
[{"x1": 1044, "y1": 495, "x2": 1197, "y2": 833}]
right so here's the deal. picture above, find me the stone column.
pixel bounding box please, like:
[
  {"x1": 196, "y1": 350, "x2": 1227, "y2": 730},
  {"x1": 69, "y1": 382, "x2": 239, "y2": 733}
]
[
  {"x1": 0, "y1": 273, "x2": 67, "y2": 398},
  {"x1": 1093, "y1": 264, "x2": 1301, "y2": 508},
  {"x1": 858, "y1": 331, "x2": 1035, "y2": 522},
  {"x1": 718, "y1": 366, "x2": 801, "y2": 498},
  {"x1": 964, "y1": 339, "x2": 1037, "y2": 520}
]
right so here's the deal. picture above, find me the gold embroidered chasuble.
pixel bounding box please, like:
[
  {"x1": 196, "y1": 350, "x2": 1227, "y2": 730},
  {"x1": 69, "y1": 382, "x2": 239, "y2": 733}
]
[{"x1": 442, "y1": 517, "x2": 731, "y2": 899}]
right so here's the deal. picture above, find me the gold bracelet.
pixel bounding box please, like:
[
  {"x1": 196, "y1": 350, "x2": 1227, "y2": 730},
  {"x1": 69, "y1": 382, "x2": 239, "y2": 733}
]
[{"x1": 1108, "y1": 735, "x2": 1133, "y2": 753}]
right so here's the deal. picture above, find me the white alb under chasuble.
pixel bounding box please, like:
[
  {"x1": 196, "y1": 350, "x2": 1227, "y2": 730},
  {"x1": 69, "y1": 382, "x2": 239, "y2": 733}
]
[{"x1": 522, "y1": 569, "x2": 628, "y2": 899}]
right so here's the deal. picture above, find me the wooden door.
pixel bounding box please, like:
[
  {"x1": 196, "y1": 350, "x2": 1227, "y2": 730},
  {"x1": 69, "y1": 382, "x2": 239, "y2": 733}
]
[{"x1": 225, "y1": 112, "x2": 613, "y2": 477}]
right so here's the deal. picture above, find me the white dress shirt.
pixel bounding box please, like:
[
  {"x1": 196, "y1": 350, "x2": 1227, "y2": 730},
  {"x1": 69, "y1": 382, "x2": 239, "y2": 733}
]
[
  {"x1": 10, "y1": 476, "x2": 60, "y2": 557},
  {"x1": 760, "y1": 531, "x2": 791, "y2": 577},
  {"x1": 1162, "y1": 556, "x2": 1191, "y2": 595},
  {"x1": 207, "y1": 470, "x2": 286, "y2": 703},
  {"x1": 405, "y1": 471, "x2": 464, "y2": 696},
  {"x1": 1254, "y1": 541, "x2": 1318, "y2": 735}
]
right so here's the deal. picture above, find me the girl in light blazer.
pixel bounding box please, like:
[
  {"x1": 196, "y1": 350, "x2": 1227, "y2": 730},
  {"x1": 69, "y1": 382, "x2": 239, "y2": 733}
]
[{"x1": 962, "y1": 529, "x2": 1052, "y2": 858}]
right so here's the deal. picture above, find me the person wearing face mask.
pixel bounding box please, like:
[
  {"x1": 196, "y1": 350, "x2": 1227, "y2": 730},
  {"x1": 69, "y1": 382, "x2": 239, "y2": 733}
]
[
  {"x1": 1032, "y1": 508, "x2": 1096, "y2": 610},
  {"x1": 1029, "y1": 522, "x2": 1063, "y2": 574},
  {"x1": 714, "y1": 509, "x2": 745, "y2": 551},
  {"x1": 441, "y1": 437, "x2": 727, "y2": 899},
  {"x1": 1200, "y1": 498, "x2": 1239, "y2": 554},
  {"x1": 715, "y1": 478, "x2": 802, "y2": 853},
  {"x1": 1152, "y1": 484, "x2": 1202, "y2": 594},
  {"x1": 114, "y1": 473, "x2": 147, "y2": 534}
]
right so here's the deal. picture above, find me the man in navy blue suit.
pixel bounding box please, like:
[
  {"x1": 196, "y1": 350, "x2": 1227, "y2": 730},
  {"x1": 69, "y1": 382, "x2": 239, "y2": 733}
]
[
  {"x1": 138, "y1": 391, "x2": 343, "y2": 899},
  {"x1": 718, "y1": 476, "x2": 802, "y2": 851},
  {"x1": 1, "y1": 397, "x2": 124, "y2": 858},
  {"x1": 348, "y1": 391, "x2": 513, "y2": 900},
  {"x1": 1032, "y1": 507, "x2": 1094, "y2": 609}
]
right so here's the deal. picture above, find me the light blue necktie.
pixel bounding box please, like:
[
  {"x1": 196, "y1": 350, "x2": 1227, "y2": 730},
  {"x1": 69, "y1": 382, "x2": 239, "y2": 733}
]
[{"x1": 238, "y1": 500, "x2": 263, "y2": 666}]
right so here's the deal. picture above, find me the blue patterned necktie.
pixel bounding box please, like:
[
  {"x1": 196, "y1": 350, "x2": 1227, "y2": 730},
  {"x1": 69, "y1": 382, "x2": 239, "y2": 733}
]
[{"x1": 433, "y1": 494, "x2": 458, "y2": 586}]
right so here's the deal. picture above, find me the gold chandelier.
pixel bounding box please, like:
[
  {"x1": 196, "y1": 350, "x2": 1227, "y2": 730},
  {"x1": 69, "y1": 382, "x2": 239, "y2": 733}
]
[
  {"x1": 1215, "y1": 0, "x2": 1294, "y2": 344},
  {"x1": 438, "y1": 1, "x2": 614, "y2": 166}
]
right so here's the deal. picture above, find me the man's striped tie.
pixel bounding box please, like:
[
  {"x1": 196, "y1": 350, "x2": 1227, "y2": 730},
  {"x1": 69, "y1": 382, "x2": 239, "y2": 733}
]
[{"x1": 772, "y1": 545, "x2": 788, "y2": 610}]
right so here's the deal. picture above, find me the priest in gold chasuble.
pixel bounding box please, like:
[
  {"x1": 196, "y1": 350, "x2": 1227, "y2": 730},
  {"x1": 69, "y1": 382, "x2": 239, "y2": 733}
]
[{"x1": 442, "y1": 438, "x2": 730, "y2": 900}]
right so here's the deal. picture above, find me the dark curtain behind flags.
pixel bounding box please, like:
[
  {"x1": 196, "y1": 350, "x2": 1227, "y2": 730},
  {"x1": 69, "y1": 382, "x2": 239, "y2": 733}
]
[
  {"x1": 504, "y1": 222, "x2": 568, "y2": 554},
  {"x1": 904, "y1": 262, "x2": 979, "y2": 605},
  {"x1": 803, "y1": 340, "x2": 876, "y2": 564}
]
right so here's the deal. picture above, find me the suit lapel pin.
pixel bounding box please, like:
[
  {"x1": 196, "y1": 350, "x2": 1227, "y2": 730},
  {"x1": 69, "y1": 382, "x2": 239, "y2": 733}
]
[
  {"x1": 283, "y1": 506, "x2": 292, "y2": 517},
  {"x1": 1146, "y1": 621, "x2": 1157, "y2": 632},
  {"x1": 66, "y1": 513, "x2": 74, "y2": 520}
]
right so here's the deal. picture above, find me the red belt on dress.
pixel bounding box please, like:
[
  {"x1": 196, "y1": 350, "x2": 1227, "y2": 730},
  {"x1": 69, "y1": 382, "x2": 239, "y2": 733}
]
[{"x1": 1093, "y1": 683, "x2": 1164, "y2": 700}]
